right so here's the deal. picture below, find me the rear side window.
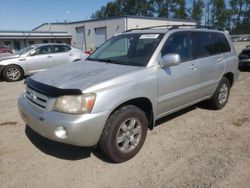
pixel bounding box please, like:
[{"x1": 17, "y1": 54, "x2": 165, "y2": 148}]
[
  {"x1": 162, "y1": 32, "x2": 193, "y2": 62},
  {"x1": 53, "y1": 45, "x2": 71, "y2": 53},
  {"x1": 192, "y1": 31, "x2": 231, "y2": 58},
  {"x1": 192, "y1": 32, "x2": 216, "y2": 57},
  {"x1": 211, "y1": 33, "x2": 231, "y2": 53}
]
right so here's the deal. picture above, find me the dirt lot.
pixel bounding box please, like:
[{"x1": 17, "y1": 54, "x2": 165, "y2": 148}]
[{"x1": 0, "y1": 43, "x2": 250, "y2": 188}]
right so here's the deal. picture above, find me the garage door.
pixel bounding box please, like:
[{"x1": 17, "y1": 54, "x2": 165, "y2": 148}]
[
  {"x1": 95, "y1": 27, "x2": 107, "y2": 48},
  {"x1": 76, "y1": 27, "x2": 86, "y2": 50}
]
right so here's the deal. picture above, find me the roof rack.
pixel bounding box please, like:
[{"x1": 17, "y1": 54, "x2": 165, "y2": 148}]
[{"x1": 124, "y1": 24, "x2": 224, "y2": 32}]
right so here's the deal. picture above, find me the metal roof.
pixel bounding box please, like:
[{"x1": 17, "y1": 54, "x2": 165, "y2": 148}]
[
  {"x1": 0, "y1": 31, "x2": 72, "y2": 39},
  {"x1": 32, "y1": 15, "x2": 196, "y2": 31}
]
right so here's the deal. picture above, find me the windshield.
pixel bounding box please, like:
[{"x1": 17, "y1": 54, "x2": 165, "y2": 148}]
[
  {"x1": 87, "y1": 33, "x2": 164, "y2": 67},
  {"x1": 16, "y1": 46, "x2": 35, "y2": 55}
]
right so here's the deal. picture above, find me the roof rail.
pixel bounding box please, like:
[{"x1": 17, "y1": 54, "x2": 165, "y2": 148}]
[{"x1": 124, "y1": 24, "x2": 224, "y2": 32}]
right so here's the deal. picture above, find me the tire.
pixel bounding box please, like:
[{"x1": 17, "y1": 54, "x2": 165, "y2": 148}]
[
  {"x1": 3, "y1": 65, "x2": 23, "y2": 82},
  {"x1": 209, "y1": 77, "x2": 231, "y2": 110},
  {"x1": 99, "y1": 105, "x2": 148, "y2": 163}
]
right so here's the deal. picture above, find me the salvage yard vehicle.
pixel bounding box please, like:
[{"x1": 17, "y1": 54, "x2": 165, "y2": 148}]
[
  {"x1": 18, "y1": 25, "x2": 239, "y2": 162},
  {"x1": 0, "y1": 43, "x2": 87, "y2": 82},
  {"x1": 239, "y1": 45, "x2": 250, "y2": 69}
]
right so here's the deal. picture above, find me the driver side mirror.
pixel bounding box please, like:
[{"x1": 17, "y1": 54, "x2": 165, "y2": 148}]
[
  {"x1": 160, "y1": 53, "x2": 181, "y2": 68},
  {"x1": 29, "y1": 50, "x2": 36, "y2": 56}
]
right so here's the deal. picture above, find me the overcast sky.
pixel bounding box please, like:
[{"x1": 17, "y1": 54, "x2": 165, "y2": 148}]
[{"x1": 0, "y1": 0, "x2": 111, "y2": 30}]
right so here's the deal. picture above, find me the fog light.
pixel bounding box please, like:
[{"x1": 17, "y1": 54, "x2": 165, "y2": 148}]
[{"x1": 55, "y1": 126, "x2": 68, "y2": 139}]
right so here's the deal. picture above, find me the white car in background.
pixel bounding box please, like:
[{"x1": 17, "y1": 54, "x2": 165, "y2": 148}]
[{"x1": 0, "y1": 43, "x2": 88, "y2": 82}]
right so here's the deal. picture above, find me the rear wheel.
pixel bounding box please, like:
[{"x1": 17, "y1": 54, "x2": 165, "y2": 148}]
[
  {"x1": 99, "y1": 105, "x2": 148, "y2": 163},
  {"x1": 3, "y1": 65, "x2": 23, "y2": 82},
  {"x1": 209, "y1": 77, "x2": 230, "y2": 110}
]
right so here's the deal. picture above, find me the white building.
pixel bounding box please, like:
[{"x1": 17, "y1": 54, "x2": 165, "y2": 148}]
[{"x1": 1, "y1": 16, "x2": 196, "y2": 51}]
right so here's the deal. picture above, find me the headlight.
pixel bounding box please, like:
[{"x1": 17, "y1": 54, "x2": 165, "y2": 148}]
[{"x1": 53, "y1": 93, "x2": 96, "y2": 114}]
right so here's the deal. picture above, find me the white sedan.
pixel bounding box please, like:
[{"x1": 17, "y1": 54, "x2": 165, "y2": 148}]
[{"x1": 0, "y1": 43, "x2": 88, "y2": 82}]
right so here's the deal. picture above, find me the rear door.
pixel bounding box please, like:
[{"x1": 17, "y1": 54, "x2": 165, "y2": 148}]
[
  {"x1": 26, "y1": 45, "x2": 53, "y2": 74},
  {"x1": 51, "y1": 45, "x2": 72, "y2": 67},
  {"x1": 191, "y1": 31, "x2": 225, "y2": 97},
  {"x1": 157, "y1": 31, "x2": 201, "y2": 116}
]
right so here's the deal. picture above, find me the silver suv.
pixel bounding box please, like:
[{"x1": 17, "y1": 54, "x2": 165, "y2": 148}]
[{"x1": 18, "y1": 26, "x2": 239, "y2": 162}]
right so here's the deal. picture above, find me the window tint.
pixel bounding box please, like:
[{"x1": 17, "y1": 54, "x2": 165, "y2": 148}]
[
  {"x1": 211, "y1": 33, "x2": 231, "y2": 53},
  {"x1": 53, "y1": 45, "x2": 71, "y2": 53},
  {"x1": 192, "y1": 32, "x2": 231, "y2": 58},
  {"x1": 162, "y1": 32, "x2": 193, "y2": 62},
  {"x1": 192, "y1": 32, "x2": 216, "y2": 57},
  {"x1": 32, "y1": 45, "x2": 52, "y2": 56}
]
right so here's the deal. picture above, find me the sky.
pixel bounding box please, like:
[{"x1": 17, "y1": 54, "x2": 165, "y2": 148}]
[{"x1": 0, "y1": 0, "x2": 111, "y2": 30}]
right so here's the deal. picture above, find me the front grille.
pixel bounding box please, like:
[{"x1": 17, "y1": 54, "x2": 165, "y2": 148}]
[{"x1": 25, "y1": 86, "x2": 48, "y2": 109}]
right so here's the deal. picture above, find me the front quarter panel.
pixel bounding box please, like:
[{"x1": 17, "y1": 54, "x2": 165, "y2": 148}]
[
  {"x1": 0, "y1": 56, "x2": 27, "y2": 74},
  {"x1": 85, "y1": 67, "x2": 158, "y2": 118}
]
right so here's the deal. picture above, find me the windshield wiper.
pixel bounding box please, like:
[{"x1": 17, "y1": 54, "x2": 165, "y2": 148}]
[{"x1": 87, "y1": 57, "x2": 132, "y2": 66}]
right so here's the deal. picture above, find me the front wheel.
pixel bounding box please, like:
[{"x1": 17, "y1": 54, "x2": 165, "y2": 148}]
[
  {"x1": 3, "y1": 65, "x2": 23, "y2": 82},
  {"x1": 209, "y1": 77, "x2": 231, "y2": 110},
  {"x1": 99, "y1": 105, "x2": 148, "y2": 163}
]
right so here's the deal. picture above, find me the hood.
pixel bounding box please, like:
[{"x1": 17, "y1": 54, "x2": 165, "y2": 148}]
[
  {"x1": 31, "y1": 60, "x2": 141, "y2": 91},
  {"x1": 0, "y1": 54, "x2": 20, "y2": 61}
]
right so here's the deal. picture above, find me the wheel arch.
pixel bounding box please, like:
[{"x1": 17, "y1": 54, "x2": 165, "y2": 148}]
[
  {"x1": 223, "y1": 72, "x2": 234, "y2": 87},
  {"x1": 107, "y1": 97, "x2": 154, "y2": 130}
]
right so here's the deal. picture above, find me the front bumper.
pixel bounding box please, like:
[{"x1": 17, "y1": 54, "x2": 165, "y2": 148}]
[{"x1": 18, "y1": 95, "x2": 109, "y2": 147}]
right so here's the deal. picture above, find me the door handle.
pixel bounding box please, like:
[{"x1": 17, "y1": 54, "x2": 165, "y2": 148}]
[
  {"x1": 18, "y1": 58, "x2": 26, "y2": 61},
  {"x1": 217, "y1": 58, "x2": 223, "y2": 62},
  {"x1": 47, "y1": 55, "x2": 52, "y2": 58},
  {"x1": 190, "y1": 64, "x2": 198, "y2": 70},
  {"x1": 69, "y1": 54, "x2": 74, "y2": 56}
]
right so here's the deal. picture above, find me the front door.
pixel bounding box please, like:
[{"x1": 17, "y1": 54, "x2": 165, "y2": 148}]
[
  {"x1": 157, "y1": 31, "x2": 200, "y2": 117},
  {"x1": 26, "y1": 45, "x2": 53, "y2": 74}
]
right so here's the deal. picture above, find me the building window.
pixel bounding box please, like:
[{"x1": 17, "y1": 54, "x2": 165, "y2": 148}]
[
  {"x1": 43, "y1": 40, "x2": 48, "y2": 43},
  {"x1": 28, "y1": 41, "x2": 35, "y2": 46},
  {"x1": 56, "y1": 40, "x2": 62, "y2": 43},
  {"x1": 4, "y1": 41, "x2": 11, "y2": 47}
]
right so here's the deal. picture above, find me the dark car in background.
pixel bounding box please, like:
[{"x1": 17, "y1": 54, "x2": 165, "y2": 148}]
[{"x1": 239, "y1": 45, "x2": 250, "y2": 69}]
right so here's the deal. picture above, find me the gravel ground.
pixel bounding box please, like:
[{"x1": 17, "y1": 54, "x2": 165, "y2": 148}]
[{"x1": 0, "y1": 43, "x2": 249, "y2": 188}]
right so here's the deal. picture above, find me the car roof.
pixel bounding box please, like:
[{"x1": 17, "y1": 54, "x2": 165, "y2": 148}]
[
  {"x1": 32, "y1": 43, "x2": 70, "y2": 48},
  {"x1": 123, "y1": 25, "x2": 227, "y2": 35}
]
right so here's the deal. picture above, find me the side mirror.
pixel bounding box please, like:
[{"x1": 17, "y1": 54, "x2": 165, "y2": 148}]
[
  {"x1": 29, "y1": 50, "x2": 37, "y2": 56},
  {"x1": 160, "y1": 53, "x2": 181, "y2": 68}
]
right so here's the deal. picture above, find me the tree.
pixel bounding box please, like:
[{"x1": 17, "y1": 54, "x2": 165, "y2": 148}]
[
  {"x1": 191, "y1": 0, "x2": 204, "y2": 25},
  {"x1": 91, "y1": 0, "x2": 154, "y2": 19},
  {"x1": 210, "y1": 0, "x2": 227, "y2": 29},
  {"x1": 170, "y1": 0, "x2": 188, "y2": 19},
  {"x1": 154, "y1": 0, "x2": 170, "y2": 17}
]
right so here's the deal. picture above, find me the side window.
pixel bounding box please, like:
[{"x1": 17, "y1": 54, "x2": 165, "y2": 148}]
[
  {"x1": 211, "y1": 33, "x2": 231, "y2": 53},
  {"x1": 31, "y1": 45, "x2": 52, "y2": 56},
  {"x1": 53, "y1": 45, "x2": 71, "y2": 53},
  {"x1": 192, "y1": 32, "x2": 217, "y2": 58},
  {"x1": 162, "y1": 32, "x2": 193, "y2": 62}
]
